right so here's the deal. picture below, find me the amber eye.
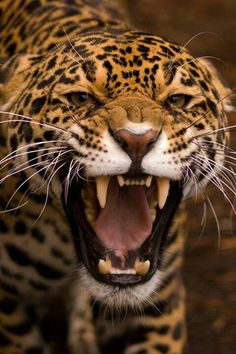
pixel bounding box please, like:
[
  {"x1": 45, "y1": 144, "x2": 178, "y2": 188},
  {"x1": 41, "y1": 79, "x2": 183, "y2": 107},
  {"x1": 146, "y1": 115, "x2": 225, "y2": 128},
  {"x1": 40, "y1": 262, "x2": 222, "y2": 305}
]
[
  {"x1": 65, "y1": 91, "x2": 94, "y2": 106},
  {"x1": 165, "y1": 94, "x2": 191, "y2": 109}
]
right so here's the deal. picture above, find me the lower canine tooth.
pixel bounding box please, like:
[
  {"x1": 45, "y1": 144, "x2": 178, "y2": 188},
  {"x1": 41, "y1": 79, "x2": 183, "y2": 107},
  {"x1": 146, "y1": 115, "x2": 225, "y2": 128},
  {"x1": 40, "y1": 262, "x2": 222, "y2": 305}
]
[
  {"x1": 134, "y1": 259, "x2": 150, "y2": 276},
  {"x1": 156, "y1": 177, "x2": 170, "y2": 209},
  {"x1": 96, "y1": 176, "x2": 110, "y2": 208},
  {"x1": 98, "y1": 259, "x2": 111, "y2": 274}
]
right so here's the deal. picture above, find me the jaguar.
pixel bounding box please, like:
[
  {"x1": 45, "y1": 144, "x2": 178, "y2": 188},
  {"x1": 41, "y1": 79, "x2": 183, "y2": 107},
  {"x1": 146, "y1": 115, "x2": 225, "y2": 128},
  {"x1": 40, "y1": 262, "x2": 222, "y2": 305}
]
[{"x1": 0, "y1": 0, "x2": 232, "y2": 353}]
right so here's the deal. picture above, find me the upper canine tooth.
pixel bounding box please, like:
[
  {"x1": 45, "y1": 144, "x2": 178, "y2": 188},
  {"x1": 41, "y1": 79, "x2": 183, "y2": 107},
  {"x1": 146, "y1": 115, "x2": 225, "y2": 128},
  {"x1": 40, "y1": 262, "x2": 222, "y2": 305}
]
[
  {"x1": 156, "y1": 177, "x2": 170, "y2": 209},
  {"x1": 96, "y1": 176, "x2": 110, "y2": 208},
  {"x1": 117, "y1": 175, "x2": 125, "y2": 187},
  {"x1": 134, "y1": 259, "x2": 150, "y2": 276},
  {"x1": 145, "y1": 176, "x2": 152, "y2": 187}
]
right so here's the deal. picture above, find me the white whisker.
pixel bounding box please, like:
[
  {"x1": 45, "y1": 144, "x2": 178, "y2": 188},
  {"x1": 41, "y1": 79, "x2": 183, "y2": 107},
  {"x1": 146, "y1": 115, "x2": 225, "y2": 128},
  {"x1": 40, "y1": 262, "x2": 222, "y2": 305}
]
[
  {"x1": 0, "y1": 111, "x2": 70, "y2": 135},
  {"x1": 0, "y1": 139, "x2": 67, "y2": 165},
  {"x1": 36, "y1": 160, "x2": 66, "y2": 222},
  {"x1": 4, "y1": 163, "x2": 54, "y2": 211},
  {"x1": 0, "y1": 146, "x2": 67, "y2": 170},
  {"x1": 191, "y1": 156, "x2": 236, "y2": 213},
  {"x1": 206, "y1": 196, "x2": 221, "y2": 251},
  {"x1": 167, "y1": 31, "x2": 222, "y2": 73},
  {"x1": 0, "y1": 201, "x2": 29, "y2": 214},
  {"x1": 1, "y1": 149, "x2": 65, "y2": 176},
  {"x1": 194, "y1": 124, "x2": 236, "y2": 139}
]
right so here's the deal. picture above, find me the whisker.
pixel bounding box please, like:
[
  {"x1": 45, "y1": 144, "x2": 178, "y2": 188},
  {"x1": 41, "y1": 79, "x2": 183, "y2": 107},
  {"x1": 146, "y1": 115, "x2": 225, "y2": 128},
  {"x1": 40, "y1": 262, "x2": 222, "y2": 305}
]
[
  {"x1": 63, "y1": 28, "x2": 86, "y2": 63},
  {"x1": 197, "y1": 139, "x2": 235, "y2": 152},
  {"x1": 195, "y1": 147, "x2": 236, "y2": 167},
  {"x1": 183, "y1": 91, "x2": 235, "y2": 133},
  {"x1": 194, "y1": 124, "x2": 236, "y2": 139},
  {"x1": 167, "y1": 31, "x2": 223, "y2": 73},
  {"x1": 0, "y1": 146, "x2": 67, "y2": 171},
  {"x1": 0, "y1": 158, "x2": 54, "y2": 184},
  {"x1": 0, "y1": 111, "x2": 71, "y2": 135},
  {"x1": 195, "y1": 151, "x2": 236, "y2": 181},
  {"x1": 200, "y1": 170, "x2": 235, "y2": 212},
  {"x1": 4, "y1": 148, "x2": 71, "y2": 210},
  {"x1": 4, "y1": 162, "x2": 54, "y2": 211},
  {"x1": 191, "y1": 199, "x2": 208, "y2": 250},
  {"x1": 9, "y1": 149, "x2": 66, "y2": 175},
  {"x1": 179, "y1": 55, "x2": 224, "y2": 70},
  {"x1": 206, "y1": 196, "x2": 221, "y2": 251},
  {"x1": 64, "y1": 159, "x2": 77, "y2": 202},
  {"x1": 0, "y1": 139, "x2": 67, "y2": 165},
  {"x1": 0, "y1": 146, "x2": 71, "y2": 183},
  {"x1": 63, "y1": 105, "x2": 81, "y2": 126},
  {"x1": 191, "y1": 156, "x2": 236, "y2": 212},
  {"x1": 0, "y1": 201, "x2": 29, "y2": 214},
  {"x1": 36, "y1": 161, "x2": 66, "y2": 222}
]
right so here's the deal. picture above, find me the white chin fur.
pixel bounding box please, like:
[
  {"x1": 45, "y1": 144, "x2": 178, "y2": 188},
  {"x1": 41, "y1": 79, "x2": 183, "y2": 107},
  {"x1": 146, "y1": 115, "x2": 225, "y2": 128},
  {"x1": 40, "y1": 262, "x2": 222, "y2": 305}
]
[{"x1": 77, "y1": 266, "x2": 163, "y2": 309}]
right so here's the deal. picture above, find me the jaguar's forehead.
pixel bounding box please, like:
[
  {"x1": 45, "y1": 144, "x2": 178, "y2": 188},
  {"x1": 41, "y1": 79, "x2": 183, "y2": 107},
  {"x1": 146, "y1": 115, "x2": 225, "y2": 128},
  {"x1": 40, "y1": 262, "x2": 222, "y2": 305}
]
[
  {"x1": 62, "y1": 31, "x2": 192, "y2": 73},
  {"x1": 44, "y1": 31, "x2": 202, "y2": 97}
]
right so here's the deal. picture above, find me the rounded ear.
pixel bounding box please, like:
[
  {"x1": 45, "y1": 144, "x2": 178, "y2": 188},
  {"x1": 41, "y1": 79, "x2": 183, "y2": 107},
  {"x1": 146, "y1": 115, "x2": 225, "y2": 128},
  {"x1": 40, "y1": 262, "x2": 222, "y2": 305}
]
[
  {"x1": 198, "y1": 58, "x2": 233, "y2": 112},
  {"x1": 0, "y1": 54, "x2": 40, "y2": 109}
]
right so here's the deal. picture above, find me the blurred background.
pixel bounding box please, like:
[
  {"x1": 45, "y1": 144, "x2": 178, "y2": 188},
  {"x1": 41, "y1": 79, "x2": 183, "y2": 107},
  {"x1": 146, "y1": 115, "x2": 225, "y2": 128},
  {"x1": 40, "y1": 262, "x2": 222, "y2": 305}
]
[{"x1": 124, "y1": 1, "x2": 236, "y2": 353}]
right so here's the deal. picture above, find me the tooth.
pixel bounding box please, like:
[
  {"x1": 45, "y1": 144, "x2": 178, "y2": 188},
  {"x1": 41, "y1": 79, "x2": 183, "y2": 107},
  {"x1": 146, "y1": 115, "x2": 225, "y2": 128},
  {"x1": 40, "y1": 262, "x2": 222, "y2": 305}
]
[
  {"x1": 117, "y1": 175, "x2": 125, "y2": 187},
  {"x1": 110, "y1": 268, "x2": 136, "y2": 275},
  {"x1": 98, "y1": 259, "x2": 111, "y2": 275},
  {"x1": 145, "y1": 176, "x2": 152, "y2": 187},
  {"x1": 96, "y1": 176, "x2": 110, "y2": 208},
  {"x1": 134, "y1": 259, "x2": 150, "y2": 276},
  {"x1": 156, "y1": 177, "x2": 170, "y2": 209}
]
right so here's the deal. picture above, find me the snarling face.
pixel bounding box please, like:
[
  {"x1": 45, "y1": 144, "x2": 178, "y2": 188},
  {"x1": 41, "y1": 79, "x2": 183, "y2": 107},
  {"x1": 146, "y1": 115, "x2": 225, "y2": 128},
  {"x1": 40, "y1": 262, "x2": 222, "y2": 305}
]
[{"x1": 0, "y1": 30, "x2": 230, "y2": 306}]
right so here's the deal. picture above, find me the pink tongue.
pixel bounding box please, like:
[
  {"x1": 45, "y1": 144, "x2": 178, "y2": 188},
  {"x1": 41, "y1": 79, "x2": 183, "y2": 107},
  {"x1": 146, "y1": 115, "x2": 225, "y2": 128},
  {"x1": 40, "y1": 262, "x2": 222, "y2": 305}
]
[{"x1": 95, "y1": 178, "x2": 152, "y2": 253}]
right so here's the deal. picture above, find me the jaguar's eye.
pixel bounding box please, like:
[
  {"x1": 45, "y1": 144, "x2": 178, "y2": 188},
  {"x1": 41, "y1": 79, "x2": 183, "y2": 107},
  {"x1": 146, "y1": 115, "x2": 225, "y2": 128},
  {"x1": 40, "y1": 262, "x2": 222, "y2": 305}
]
[
  {"x1": 65, "y1": 91, "x2": 94, "y2": 106},
  {"x1": 165, "y1": 94, "x2": 191, "y2": 109}
]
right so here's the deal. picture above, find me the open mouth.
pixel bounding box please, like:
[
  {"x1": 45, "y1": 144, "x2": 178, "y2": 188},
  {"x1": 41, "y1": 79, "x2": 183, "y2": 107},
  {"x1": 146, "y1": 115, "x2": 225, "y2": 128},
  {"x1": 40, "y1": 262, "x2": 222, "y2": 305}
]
[{"x1": 63, "y1": 173, "x2": 183, "y2": 286}]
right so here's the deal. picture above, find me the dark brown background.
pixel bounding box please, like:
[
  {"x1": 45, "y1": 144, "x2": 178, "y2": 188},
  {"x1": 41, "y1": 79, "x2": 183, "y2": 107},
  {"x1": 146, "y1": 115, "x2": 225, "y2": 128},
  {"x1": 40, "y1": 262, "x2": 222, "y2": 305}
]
[{"x1": 124, "y1": 1, "x2": 236, "y2": 353}]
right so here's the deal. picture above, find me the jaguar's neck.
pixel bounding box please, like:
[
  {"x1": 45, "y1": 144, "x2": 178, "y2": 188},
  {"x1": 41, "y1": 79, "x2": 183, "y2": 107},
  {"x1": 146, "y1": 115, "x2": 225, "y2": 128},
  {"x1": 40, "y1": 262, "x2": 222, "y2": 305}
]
[{"x1": 0, "y1": 0, "x2": 125, "y2": 57}]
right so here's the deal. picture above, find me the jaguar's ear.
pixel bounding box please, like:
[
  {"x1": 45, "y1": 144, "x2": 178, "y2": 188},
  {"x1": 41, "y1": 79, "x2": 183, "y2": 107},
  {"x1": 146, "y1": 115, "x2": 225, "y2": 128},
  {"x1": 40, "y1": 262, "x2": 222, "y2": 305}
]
[
  {"x1": 0, "y1": 54, "x2": 40, "y2": 109},
  {"x1": 198, "y1": 58, "x2": 233, "y2": 112}
]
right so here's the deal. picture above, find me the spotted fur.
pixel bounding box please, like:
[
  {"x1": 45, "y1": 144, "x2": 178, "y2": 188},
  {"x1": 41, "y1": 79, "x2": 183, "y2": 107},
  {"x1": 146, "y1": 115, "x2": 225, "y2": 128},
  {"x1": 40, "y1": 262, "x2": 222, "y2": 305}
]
[{"x1": 0, "y1": 1, "x2": 232, "y2": 354}]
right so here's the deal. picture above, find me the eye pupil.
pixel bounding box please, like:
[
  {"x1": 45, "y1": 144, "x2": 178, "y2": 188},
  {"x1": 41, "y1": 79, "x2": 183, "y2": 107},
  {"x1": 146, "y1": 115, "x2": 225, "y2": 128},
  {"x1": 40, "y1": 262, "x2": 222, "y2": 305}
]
[
  {"x1": 78, "y1": 92, "x2": 88, "y2": 102},
  {"x1": 170, "y1": 95, "x2": 181, "y2": 103}
]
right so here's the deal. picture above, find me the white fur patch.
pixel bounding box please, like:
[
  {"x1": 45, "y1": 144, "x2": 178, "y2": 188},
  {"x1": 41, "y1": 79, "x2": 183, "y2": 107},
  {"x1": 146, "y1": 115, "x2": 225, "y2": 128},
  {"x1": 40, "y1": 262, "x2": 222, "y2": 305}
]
[
  {"x1": 142, "y1": 131, "x2": 183, "y2": 180},
  {"x1": 78, "y1": 266, "x2": 163, "y2": 309},
  {"x1": 122, "y1": 121, "x2": 153, "y2": 135},
  {"x1": 68, "y1": 128, "x2": 131, "y2": 177}
]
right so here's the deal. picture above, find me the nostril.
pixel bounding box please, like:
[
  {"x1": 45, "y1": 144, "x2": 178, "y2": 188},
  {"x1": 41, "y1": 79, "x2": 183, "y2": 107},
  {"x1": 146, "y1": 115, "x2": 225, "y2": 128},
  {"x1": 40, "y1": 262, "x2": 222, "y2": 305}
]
[
  {"x1": 146, "y1": 137, "x2": 157, "y2": 148},
  {"x1": 113, "y1": 134, "x2": 129, "y2": 149}
]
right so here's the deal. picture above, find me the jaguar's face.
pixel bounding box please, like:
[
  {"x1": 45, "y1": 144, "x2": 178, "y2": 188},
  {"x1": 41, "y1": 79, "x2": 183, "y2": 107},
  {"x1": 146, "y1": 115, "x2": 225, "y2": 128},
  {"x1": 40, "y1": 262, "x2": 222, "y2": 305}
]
[{"x1": 1, "y1": 31, "x2": 230, "y2": 305}]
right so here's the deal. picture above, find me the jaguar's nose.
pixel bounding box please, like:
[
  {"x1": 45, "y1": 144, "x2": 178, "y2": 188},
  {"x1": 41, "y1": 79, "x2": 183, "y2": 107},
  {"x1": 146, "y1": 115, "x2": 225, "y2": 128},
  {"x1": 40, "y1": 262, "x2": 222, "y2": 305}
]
[{"x1": 114, "y1": 129, "x2": 159, "y2": 158}]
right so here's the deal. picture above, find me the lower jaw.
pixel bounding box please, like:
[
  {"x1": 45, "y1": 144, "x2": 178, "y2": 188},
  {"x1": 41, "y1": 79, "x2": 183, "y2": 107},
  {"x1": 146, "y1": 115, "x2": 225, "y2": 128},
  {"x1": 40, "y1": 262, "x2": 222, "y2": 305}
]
[
  {"x1": 78, "y1": 266, "x2": 164, "y2": 309},
  {"x1": 63, "y1": 179, "x2": 183, "y2": 287}
]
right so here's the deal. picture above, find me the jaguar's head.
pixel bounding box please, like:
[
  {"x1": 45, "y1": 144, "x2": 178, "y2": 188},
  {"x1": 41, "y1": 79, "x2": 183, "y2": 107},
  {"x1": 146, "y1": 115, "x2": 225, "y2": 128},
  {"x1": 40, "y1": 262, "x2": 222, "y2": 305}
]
[{"x1": 0, "y1": 30, "x2": 231, "y2": 306}]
